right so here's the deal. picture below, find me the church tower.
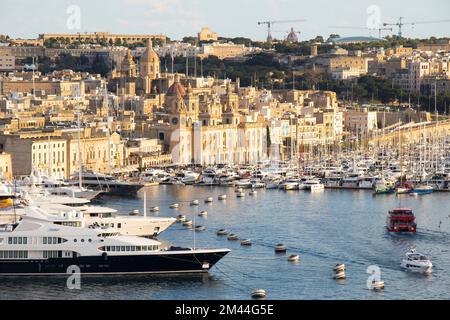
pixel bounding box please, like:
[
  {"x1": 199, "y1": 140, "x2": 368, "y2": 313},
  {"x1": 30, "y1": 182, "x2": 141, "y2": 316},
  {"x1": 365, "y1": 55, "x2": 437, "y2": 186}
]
[
  {"x1": 116, "y1": 50, "x2": 137, "y2": 95},
  {"x1": 121, "y1": 50, "x2": 137, "y2": 78},
  {"x1": 221, "y1": 82, "x2": 240, "y2": 125},
  {"x1": 183, "y1": 82, "x2": 199, "y2": 127},
  {"x1": 140, "y1": 39, "x2": 161, "y2": 94},
  {"x1": 199, "y1": 95, "x2": 222, "y2": 126},
  {"x1": 165, "y1": 74, "x2": 187, "y2": 127}
]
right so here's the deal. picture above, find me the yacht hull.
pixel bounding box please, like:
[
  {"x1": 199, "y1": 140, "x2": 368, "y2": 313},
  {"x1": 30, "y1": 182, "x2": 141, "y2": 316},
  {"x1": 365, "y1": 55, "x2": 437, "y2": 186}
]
[
  {"x1": 82, "y1": 183, "x2": 144, "y2": 196},
  {"x1": 0, "y1": 249, "x2": 230, "y2": 275}
]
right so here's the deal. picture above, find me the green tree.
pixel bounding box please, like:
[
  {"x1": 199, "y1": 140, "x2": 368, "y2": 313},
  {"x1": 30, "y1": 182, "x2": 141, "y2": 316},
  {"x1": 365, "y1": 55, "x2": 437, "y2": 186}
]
[{"x1": 92, "y1": 54, "x2": 110, "y2": 76}]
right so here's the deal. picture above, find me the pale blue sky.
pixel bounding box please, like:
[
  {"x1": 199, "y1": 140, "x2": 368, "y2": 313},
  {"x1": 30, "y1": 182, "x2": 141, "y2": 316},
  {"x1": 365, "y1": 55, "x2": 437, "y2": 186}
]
[{"x1": 1, "y1": 0, "x2": 449, "y2": 41}]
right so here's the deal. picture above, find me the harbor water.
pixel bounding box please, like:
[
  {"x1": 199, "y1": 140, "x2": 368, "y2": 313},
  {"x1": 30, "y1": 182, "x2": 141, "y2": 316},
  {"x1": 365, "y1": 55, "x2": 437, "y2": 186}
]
[{"x1": 1, "y1": 186, "x2": 450, "y2": 300}]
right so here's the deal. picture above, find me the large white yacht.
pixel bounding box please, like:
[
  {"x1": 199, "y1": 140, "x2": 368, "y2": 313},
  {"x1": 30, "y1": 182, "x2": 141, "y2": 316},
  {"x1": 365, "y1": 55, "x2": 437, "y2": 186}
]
[
  {"x1": 0, "y1": 207, "x2": 230, "y2": 275},
  {"x1": 37, "y1": 203, "x2": 176, "y2": 239},
  {"x1": 0, "y1": 202, "x2": 176, "y2": 239},
  {"x1": 0, "y1": 189, "x2": 176, "y2": 238}
]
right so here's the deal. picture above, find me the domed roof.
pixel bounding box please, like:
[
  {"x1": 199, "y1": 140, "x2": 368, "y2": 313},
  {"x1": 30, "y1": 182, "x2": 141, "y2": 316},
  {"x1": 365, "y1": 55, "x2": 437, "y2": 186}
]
[
  {"x1": 167, "y1": 74, "x2": 186, "y2": 96},
  {"x1": 141, "y1": 39, "x2": 159, "y2": 63},
  {"x1": 286, "y1": 28, "x2": 299, "y2": 43},
  {"x1": 334, "y1": 36, "x2": 384, "y2": 44}
]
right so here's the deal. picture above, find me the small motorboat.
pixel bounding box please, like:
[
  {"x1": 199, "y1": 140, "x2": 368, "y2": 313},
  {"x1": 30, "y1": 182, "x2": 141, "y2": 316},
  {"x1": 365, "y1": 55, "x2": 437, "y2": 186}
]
[
  {"x1": 218, "y1": 195, "x2": 227, "y2": 200},
  {"x1": 410, "y1": 192, "x2": 419, "y2": 197},
  {"x1": 169, "y1": 203, "x2": 180, "y2": 209},
  {"x1": 249, "y1": 190, "x2": 258, "y2": 196},
  {"x1": 265, "y1": 184, "x2": 278, "y2": 190},
  {"x1": 205, "y1": 197, "x2": 214, "y2": 203},
  {"x1": 150, "y1": 206, "x2": 160, "y2": 212},
  {"x1": 412, "y1": 185, "x2": 434, "y2": 195},
  {"x1": 400, "y1": 248, "x2": 433, "y2": 274},
  {"x1": 370, "y1": 280, "x2": 385, "y2": 291},
  {"x1": 275, "y1": 244, "x2": 287, "y2": 253},
  {"x1": 195, "y1": 225, "x2": 206, "y2": 232},
  {"x1": 251, "y1": 289, "x2": 266, "y2": 299},
  {"x1": 236, "y1": 192, "x2": 245, "y2": 198},
  {"x1": 217, "y1": 229, "x2": 228, "y2": 236},
  {"x1": 396, "y1": 187, "x2": 411, "y2": 195},
  {"x1": 288, "y1": 255, "x2": 300, "y2": 262},
  {"x1": 235, "y1": 188, "x2": 244, "y2": 193},
  {"x1": 176, "y1": 214, "x2": 187, "y2": 223},
  {"x1": 198, "y1": 211, "x2": 208, "y2": 217},
  {"x1": 240, "y1": 239, "x2": 252, "y2": 246},
  {"x1": 190, "y1": 200, "x2": 200, "y2": 206},
  {"x1": 182, "y1": 220, "x2": 193, "y2": 227},
  {"x1": 227, "y1": 234, "x2": 239, "y2": 241},
  {"x1": 129, "y1": 209, "x2": 140, "y2": 216}
]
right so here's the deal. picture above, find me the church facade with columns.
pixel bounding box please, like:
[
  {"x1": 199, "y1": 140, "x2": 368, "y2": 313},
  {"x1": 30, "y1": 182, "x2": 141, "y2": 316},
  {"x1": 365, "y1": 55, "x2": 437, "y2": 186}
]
[{"x1": 153, "y1": 75, "x2": 268, "y2": 166}]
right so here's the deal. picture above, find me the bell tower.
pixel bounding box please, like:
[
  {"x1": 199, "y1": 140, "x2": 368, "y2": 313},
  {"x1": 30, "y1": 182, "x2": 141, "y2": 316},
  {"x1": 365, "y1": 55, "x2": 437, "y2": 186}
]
[
  {"x1": 165, "y1": 74, "x2": 187, "y2": 127},
  {"x1": 221, "y1": 82, "x2": 240, "y2": 125}
]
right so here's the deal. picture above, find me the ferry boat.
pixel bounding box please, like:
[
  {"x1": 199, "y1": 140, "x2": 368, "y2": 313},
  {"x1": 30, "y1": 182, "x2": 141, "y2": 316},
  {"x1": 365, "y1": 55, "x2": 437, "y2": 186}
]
[
  {"x1": 0, "y1": 207, "x2": 230, "y2": 275},
  {"x1": 386, "y1": 208, "x2": 417, "y2": 233}
]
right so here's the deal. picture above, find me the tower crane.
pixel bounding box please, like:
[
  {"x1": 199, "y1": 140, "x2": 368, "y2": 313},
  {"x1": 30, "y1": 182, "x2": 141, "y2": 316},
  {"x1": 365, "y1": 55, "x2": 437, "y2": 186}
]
[
  {"x1": 383, "y1": 17, "x2": 450, "y2": 38},
  {"x1": 257, "y1": 19, "x2": 306, "y2": 43}
]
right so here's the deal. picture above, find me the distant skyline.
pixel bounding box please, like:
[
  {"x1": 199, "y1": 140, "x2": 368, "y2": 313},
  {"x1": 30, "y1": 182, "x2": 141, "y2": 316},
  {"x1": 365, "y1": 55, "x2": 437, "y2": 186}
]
[{"x1": 1, "y1": 0, "x2": 450, "y2": 41}]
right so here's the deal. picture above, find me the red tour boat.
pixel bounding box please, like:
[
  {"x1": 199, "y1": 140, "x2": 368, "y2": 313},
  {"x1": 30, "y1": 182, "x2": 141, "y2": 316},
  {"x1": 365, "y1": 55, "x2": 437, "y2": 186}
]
[{"x1": 386, "y1": 208, "x2": 417, "y2": 233}]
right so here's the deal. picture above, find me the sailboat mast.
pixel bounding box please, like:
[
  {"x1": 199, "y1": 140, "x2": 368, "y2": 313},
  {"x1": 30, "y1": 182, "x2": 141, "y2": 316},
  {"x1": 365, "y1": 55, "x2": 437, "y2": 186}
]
[
  {"x1": 77, "y1": 111, "x2": 83, "y2": 189},
  {"x1": 105, "y1": 84, "x2": 112, "y2": 176}
]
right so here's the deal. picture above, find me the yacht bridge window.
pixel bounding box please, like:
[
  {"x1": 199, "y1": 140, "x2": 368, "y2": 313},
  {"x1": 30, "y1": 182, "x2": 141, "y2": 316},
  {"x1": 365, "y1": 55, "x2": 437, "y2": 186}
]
[
  {"x1": 99, "y1": 245, "x2": 159, "y2": 252},
  {"x1": 0, "y1": 251, "x2": 29, "y2": 259},
  {"x1": 8, "y1": 237, "x2": 28, "y2": 245}
]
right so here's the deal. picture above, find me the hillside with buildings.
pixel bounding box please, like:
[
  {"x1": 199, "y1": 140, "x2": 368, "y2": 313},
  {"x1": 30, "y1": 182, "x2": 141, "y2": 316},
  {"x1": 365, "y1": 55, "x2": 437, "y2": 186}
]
[{"x1": 1, "y1": 28, "x2": 450, "y2": 179}]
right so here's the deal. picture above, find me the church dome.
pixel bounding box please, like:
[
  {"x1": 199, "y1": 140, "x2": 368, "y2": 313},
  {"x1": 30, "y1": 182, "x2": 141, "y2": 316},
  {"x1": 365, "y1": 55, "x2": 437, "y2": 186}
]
[
  {"x1": 167, "y1": 74, "x2": 186, "y2": 96},
  {"x1": 141, "y1": 39, "x2": 159, "y2": 63},
  {"x1": 286, "y1": 28, "x2": 299, "y2": 43}
]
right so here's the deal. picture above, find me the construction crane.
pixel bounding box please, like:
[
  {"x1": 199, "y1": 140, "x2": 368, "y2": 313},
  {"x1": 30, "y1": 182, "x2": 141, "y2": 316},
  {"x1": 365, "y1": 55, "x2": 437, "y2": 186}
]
[
  {"x1": 383, "y1": 17, "x2": 450, "y2": 38},
  {"x1": 329, "y1": 25, "x2": 393, "y2": 38},
  {"x1": 258, "y1": 19, "x2": 306, "y2": 43}
]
